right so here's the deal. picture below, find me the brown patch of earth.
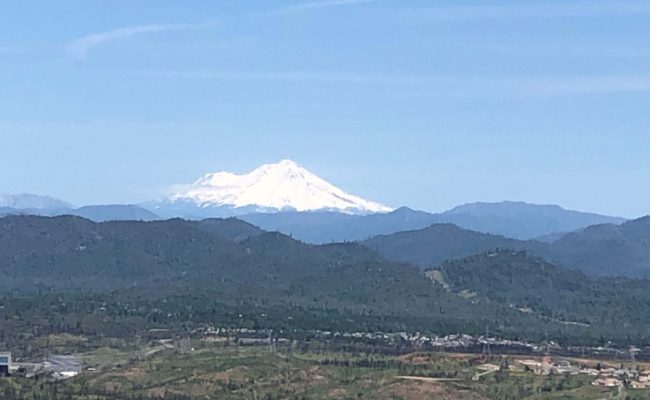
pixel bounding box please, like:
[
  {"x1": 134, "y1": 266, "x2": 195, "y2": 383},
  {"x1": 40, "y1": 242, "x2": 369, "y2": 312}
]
[
  {"x1": 328, "y1": 388, "x2": 348, "y2": 398},
  {"x1": 120, "y1": 367, "x2": 145, "y2": 380},
  {"x1": 379, "y1": 379, "x2": 488, "y2": 400},
  {"x1": 200, "y1": 366, "x2": 251, "y2": 383},
  {"x1": 384, "y1": 380, "x2": 445, "y2": 399}
]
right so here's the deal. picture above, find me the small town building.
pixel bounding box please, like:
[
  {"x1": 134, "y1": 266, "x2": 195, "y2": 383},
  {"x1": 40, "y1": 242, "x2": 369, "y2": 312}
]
[
  {"x1": 0, "y1": 352, "x2": 11, "y2": 376},
  {"x1": 592, "y1": 377, "x2": 622, "y2": 387},
  {"x1": 632, "y1": 380, "x2": 650, "y2": 389}
]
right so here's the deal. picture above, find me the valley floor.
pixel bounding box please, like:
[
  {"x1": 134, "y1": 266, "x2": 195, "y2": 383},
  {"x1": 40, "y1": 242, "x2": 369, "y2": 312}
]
[{"x1": 2, "y1": 336, "x2": 650, "y2": 400}]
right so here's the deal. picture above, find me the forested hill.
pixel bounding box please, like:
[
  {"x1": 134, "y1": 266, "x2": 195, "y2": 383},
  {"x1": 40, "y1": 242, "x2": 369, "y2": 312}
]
[
  {"x1": 545, "y1": 216, "x2": 650, "y2": 277},
  {"x1": 433, "y1": 250, "x2": 650, "y2": 341},
  {"x1": 0, "y1": 215, "x2": 379, "y2": 293},
  {"x1": 2, "y1": 215, "x2": 650, "y2": 345},
  {"x1": 364, "y1": 217, "x2": 650, "y2": 277},
  {"x1": 364, "y1": 223, "x2": 540, "y2": 267},
  {"x1": 0, "y1": 215, "x2": 532, "y2": 338}
]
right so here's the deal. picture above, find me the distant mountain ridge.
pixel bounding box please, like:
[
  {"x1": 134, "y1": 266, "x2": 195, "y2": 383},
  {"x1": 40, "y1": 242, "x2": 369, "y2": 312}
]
[
  {"x1": 0, "y1": 196, "x2": 160, "y2": 223},
  {"x1": 72, "y1": 205, "x2": 159, "y2": 222},
  {"x1": 365, "y1": 215, "x2": 650, "y2": 277},
  {"x1": 0, "y1": 193, "x2": 72, "y2": 212},
  {"x1": 441, "y1": 201, "x2": 626, "y2": 240},
  {"x1": 240, "y1": 202, "x2": 625, "y2": 243},
  {"x1": 0, "y1": 192, "x2": 629, "y2": 247}
]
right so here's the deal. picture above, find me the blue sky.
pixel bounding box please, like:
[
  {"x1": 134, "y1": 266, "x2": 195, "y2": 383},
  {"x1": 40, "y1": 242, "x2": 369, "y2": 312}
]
[{"x1": 1, "y1": 0, "x2": 649, "y2": 217}]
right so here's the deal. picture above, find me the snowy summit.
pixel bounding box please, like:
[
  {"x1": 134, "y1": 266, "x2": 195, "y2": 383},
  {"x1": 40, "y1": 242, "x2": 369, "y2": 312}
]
[{"x1": 167, "y1": 160, "x2": 392, "y2": 215}]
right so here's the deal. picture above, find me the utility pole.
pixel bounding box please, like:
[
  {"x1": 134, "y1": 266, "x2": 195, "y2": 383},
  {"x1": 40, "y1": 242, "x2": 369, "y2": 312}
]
[
  {"x1": 268, "y1": 329, "x2": 275, "y2": 353},
  {"x1": 630, "y1": 346, "x2": 638, "y2": 371},
  {"x1": 482, "y1": 327, "x2": 491, "y2": 359}
]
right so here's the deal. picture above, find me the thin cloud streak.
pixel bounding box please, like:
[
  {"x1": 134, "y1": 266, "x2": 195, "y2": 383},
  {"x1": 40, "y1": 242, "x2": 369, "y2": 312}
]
[
  {"x1": 131, "y1": 69, "x2": 650, "y2": 96},
  {"x1": 67, "y1": 21, "x2": 216, "y2": 59},
  {"x1": 273, "y1": 0, "x2": 377, "y2": 14},
  {"x1": 405, "y1": 1, "x2": 650, "y2": 20},
  {"x1": 67, "y1": 0, "x2": 376, "y2": 60},
  {"x1": 520, "y1": 75, "x2": 650, "y2": 95},
  {"x1": 133, "y1": 70, "x2": 430, "y2": 85}
]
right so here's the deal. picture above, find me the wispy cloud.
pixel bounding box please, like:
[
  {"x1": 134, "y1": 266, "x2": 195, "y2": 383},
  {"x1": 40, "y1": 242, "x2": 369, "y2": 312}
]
[
  {"x1": 66, "y1": 1, "x2": 648, "y2": 61},
  {"x1": 67, "y1": 21, "x2": 216, "y2": 60},
  {"x1": 405, "y1": 1, "x2": 650, "y2": 20},
  {"x1": 271, "y1": 0, "x2": 378, "y2": 15},
  {"x1": 131, "y1": 69, "x2": 429, "y2": 85},
  {"x1": 517, "y1": 75, "x2": 650, "y2": 95},
  {"x1": 67, "y1": 0, "x2": 376, "y2": 60},
  {"x1": 129, "y1": 69, "x2": 650, "y2": 96}
]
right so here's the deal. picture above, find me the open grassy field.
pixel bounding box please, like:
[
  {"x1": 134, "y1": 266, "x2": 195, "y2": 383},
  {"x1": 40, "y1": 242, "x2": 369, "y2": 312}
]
[{"x1": 2, "y1": 339, "x2": 650, "y2": 400}]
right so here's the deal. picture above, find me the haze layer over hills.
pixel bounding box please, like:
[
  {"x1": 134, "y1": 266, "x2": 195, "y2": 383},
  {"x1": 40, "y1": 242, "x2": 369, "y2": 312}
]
[
  {"x1": 0, "y1": 159, "x2": 648, "y2": 346},
  {"x1": 0, "y1": 160, "x2": 628, "y2": 242},
  {"x1": 241, "y1": 202, "x2": 625, "y2": 243},
  {"x1": 0, "y1": 194, "x2": 158, "y2": 222}
]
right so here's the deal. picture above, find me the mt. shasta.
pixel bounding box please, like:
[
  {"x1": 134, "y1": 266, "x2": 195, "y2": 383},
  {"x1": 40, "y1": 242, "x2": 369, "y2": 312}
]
[{"x1": 149, "y1": 160, "x2": 391, "y2": 218}]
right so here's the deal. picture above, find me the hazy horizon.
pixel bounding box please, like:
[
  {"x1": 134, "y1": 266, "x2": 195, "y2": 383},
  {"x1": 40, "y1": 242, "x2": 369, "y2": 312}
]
[
  {"x1": 2, "y1": 1, "x2": 650, "y2": 218},
  {"x1": 0, "y1": 157, "x2": 638, "y2": 219}
]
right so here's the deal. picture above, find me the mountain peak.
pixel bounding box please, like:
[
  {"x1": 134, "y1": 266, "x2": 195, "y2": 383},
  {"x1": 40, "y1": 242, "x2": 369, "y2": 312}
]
[
  {"x1": 445, "y1": 201, "x2": 564, "y2": 215},
  {"x1": 167, "y1": 160, "x2": 392, "y2": 215},
  {"x1": 277, "y1": 159, "x2": 301, "y2": 168}
]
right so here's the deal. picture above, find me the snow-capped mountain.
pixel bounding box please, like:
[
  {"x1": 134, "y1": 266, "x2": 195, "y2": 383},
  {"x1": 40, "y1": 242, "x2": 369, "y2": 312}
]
[
  {"x1": 152, "y1": 160, "x2": 392, "y2": 217},
  {"x1": 0, "y1": 193, "x2": 72, "y2": 211}
]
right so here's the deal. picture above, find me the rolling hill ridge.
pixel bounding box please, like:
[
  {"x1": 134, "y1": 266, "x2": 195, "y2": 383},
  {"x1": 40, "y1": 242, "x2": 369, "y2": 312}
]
[{"x1": 1, "y1": 215, "x2": 650, "y2": 344}]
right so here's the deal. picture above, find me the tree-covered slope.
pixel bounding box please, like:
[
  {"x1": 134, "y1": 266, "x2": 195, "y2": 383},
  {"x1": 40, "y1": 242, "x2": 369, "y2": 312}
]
[
  {"x1": 364, "y1": 216, "x2": 650, "y2": 278},
  {"x1": 364, "y1": 223, "x2": 538, "y2": 267},
  {"x1": 0, "y1": 215, "x2": 526, "y2": 338},
  {"x1": 0, "y1": 215, "x2": 387, "y2": 293},
  {"x1": 3, "y1": 215, "x2": 650, "y2": 345},
  {"x1": 433, "y1": 250, "x2": 650, "y2": 342},
  {"x1": 545, "y1": 216, "x2": 650, "y2": 277}
]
